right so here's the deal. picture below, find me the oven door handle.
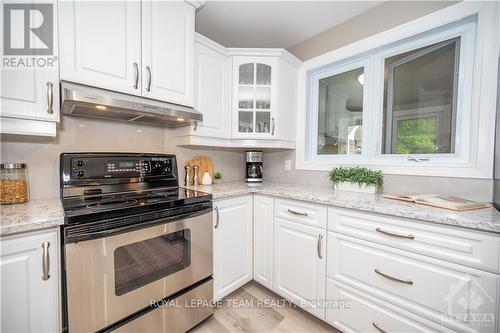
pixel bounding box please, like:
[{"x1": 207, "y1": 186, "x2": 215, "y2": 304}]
[{"x1": 64, "y1": 207, "x2": 213, "y2": 243}]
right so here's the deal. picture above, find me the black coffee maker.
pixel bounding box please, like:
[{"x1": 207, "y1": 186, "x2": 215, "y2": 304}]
[{"x1": 245, "y1": 151, "x2": 263, "y2": 183}]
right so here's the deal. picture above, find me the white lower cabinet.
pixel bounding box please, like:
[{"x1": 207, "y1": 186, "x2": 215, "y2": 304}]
[
  {"x1": 327, "y1": 231, "x2": 500, "y2": 333},
  {"x1": 213, "y1": 195, "x2": 253, "y2": 301},
  {"x1": 326, "y1": 279, "x2": 455, "y2": 333},
  {"x1": 265, "y1": 200, "x2": 499, "y2": 332},
  {"x1": 253, "y1": 195, "x2": 274, "y2": 289},
  {"x1": 0, "y1": 229, "x2": 60, "y2": 333},
  {"x1": 273, "y1": 217, "x2": 326, "y2": 319}
]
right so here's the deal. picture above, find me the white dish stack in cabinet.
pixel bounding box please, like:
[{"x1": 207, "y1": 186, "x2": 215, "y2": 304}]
[
  {"x1": 212, "y1": 196, "x2": 253, "y2": 301},
  {"x1": 58, "y1": 0, "x2": 194, "y2": 106},
  {"x1": 0, "y1": 0, "x2": 60, "y2": 137}
]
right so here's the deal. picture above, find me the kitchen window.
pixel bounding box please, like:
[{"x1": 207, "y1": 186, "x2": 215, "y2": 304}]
[
  {"x1": 298, "y1": 5, "x2": 498, "y2": 178},
  {"x1": 317, "y1": 66, "x2": 364, "y2": 156},
  {"x1": 383, "y1": 38, "x2": 460, "y2": 155}
]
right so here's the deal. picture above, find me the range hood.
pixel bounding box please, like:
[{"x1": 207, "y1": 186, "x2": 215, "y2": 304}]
[{"x1": 60, "y1": 81, "x2": 202, "y2": 127}]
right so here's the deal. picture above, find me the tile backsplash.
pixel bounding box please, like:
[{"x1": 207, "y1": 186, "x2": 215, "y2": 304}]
[
  {"x1": 0, "y1": 116, "x2": 244, "y2": 199},
  {"x1": 1, "y1": 116, "x2": 492, "y2": 202}
]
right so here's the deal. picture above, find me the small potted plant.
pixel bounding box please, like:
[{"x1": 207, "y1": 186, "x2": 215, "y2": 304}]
[
  {"x1": 213, "y1": 171, "x2": 222, "y2": 184},
  {"x1": 329, "y1": 166, "x2": 383, "y2": 194}
]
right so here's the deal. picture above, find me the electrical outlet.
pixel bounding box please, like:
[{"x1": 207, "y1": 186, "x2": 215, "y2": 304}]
[{"x1": 284, "y1": 160, "x2": 292, "y2": 171}]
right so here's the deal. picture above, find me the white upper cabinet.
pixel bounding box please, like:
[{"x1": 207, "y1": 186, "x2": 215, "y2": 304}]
[
  {"x1": 58, "y1": 0, "x2": 142, "y2": 95},
  {"x1": 142, "y1": 0, "x2": 194, "y2": 106},
  {"x1": 191, "y1": 35, "x2": 230, "y2": 138},
  {"x1": 175, "y1": 45, "x2": 301, "y2": 149},
  {"x1": 0, "y1": 0, "x2": 59, "y2": 136},
  {"x1": 230, "y1": 52, "x2": 299, "y2": 143},
  {"x1": 59, "y1": 0, "x2": 194, "y2": 105},
  {"x1": 232, "y1": 56, "x2": 277, "y2": 139}
]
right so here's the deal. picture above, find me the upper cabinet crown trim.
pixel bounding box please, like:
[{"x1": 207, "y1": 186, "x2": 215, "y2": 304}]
[
  {"x1": 227, "y1": 48, "x2": 302, "y2": 67},
  {"x1": 195, "y1": 33, "x2": 229, "y2": 57}
]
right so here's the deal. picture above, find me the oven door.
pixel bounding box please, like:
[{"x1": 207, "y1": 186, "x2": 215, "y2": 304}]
[{"x1": 64, "y1": 209, "x2": 212, "y2": 333}]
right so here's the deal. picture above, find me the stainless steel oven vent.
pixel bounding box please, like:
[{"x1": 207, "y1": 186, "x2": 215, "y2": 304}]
[{"x1": 61, "y1": 81, "x2": 202, "y2": 127}]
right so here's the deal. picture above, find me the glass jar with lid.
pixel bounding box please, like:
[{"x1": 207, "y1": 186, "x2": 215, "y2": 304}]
[{"x1": 0, "y1": 163, "x2": 29, "y2": 204}]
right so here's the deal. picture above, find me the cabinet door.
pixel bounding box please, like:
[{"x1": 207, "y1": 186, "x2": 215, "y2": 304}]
[
  {"x1": 213, "y1": 196, "x2": 253, "y2": 301},
  {"x1": 58, "y1": 0, "x2": 142, "y2": 95},
  {"x1": 232, "y1": 56, "x2": 278, "y2": 138},
  {"x1": 254, "y1": 195, "x2": 274, "y2": 289},
  {"x1": 0, "y1": 0, "x2": 59, "y2": 130},
  {"x1": 192, "y1": 39, "x2": 230, "y2": 137},
  {"x1": 274, "y1": 217, "x2": 326, "y2": 319},
  {"x1": 142, "y1": 1, "x2": 194, "y2": 106},
  {"x1": 0, "y1": 229, "x2": 60, "y2": 333}
]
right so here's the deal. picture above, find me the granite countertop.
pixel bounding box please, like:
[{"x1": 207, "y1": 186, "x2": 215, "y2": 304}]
[
  {"x1": 2, "y1": 182, "x2": 499, "y2": 237},
  {"x1": 185, "y1": 182, "x2": 500, "y2": 234},
  {"x1": 0, "y1": 198, "x2": 64, "y2": 237}
]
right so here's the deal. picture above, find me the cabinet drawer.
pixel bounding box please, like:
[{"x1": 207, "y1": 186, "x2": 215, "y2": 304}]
[
  {"x1": 328, "y1": 233, "x2": 499, "y2": 332},
  {"x1": 329, "y1": 208, "x2": 500, "y2": 273},
  {"x1": 326, "y1": 279, "x2": 455, "y2": 333},
  {"x1": 274, "y1": 199, "x2": 326, "y2": 228}
]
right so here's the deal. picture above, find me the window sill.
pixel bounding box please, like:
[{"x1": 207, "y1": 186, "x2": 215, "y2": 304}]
[{"x1": 295, "y1": 158, "x2": 492, "y2": 179}]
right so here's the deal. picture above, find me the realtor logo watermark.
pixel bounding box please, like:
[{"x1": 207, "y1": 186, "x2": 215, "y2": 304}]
[
  {"x1": 2, "y1": 3, "x2": 57, "y2": 68},
  {"x1": 442, "y1": 276, "x2": 496, "y2": 329}
]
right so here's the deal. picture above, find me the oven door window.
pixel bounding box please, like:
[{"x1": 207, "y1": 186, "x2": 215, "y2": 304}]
[{"x1": 114, "y1": 229, "x2": 191, "y2": 296}]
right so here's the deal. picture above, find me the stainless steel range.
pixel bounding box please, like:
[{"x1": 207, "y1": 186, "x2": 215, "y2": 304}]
[{"x1": 59, "y1": 153, "x2": 213, "y2": 332}]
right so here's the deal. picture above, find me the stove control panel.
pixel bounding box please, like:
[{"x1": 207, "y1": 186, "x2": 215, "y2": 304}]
[{"x1": 61, "y1": 154, "x2": 177, "y2": 185}]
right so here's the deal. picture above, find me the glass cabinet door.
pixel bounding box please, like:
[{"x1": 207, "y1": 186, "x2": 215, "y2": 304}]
[{"x1": 237, "y1": 62, "x2": 273, "y2": 135}]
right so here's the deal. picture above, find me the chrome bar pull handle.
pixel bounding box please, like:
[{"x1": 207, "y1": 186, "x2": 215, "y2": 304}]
[
  {"x1": 271, "y1": 117, "x2": 275, "y2": 135},
  {"x1": 374, "y1": 268, "x2": 413, "y2": 285},
  {"x1": 133, "y1": 62, "x2": 139, "y2": 89},
  {"x1": 146, "y1": 66, "x2": 152, "y2": 92},
  {"x1": 46, "y1": 82, "x2": 53, "y2": 114},
  {"x1": 375, "y1": 227, "x2": 415, "y2": 240},
  {"x1": 372, "y1": 322, "x2": 387, "y2": 333},
  {"x1": 214, "y1": 206, "x2": 219, "y2": 229},
  {"x1": 287, "y1": 208, "x2": 308, "y2": 216},
  {"x1": 317, "y1": 234, "x2": 323, "y2": 259},
  {"x1": 41, "y1": 241, "x2": 50, "y2": 281}
]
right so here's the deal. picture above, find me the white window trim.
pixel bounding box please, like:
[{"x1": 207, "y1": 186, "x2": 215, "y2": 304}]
[{"x1": 295, "y1": 2, "x2": 499, "y2": 179}]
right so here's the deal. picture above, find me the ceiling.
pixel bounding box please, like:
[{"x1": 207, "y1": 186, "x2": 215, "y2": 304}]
[{"x1": 195, "y1": 1, "x2": 382, "y2": 49}]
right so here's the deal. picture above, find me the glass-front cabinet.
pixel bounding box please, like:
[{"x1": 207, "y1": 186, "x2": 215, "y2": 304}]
[{"x1": 233, "y1": 57, "x2": 277, "y2": 138}]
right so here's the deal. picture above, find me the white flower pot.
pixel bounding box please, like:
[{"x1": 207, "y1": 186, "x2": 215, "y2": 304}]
[{"x1": 334, "y1": 182, "x2": 377, "y2": 194}]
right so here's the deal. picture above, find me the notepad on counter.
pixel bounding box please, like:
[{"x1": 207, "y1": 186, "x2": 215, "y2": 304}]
[{"x1": 382, "y1": 194, "x2": 491, "y2": 211}]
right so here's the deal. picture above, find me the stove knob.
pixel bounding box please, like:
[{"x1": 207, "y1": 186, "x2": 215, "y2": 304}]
[
  {"x1": 76, "y1": 160, "x2": 85, "y2": 167},
  {"x1": 76, "y1": 170, "x2": 86, "y2": 178}
]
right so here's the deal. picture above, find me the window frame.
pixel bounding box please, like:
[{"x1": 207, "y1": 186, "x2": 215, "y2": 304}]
[
  {"x1": 308, "y1": 57, "x2": 370, "y2": 163},
  {"x1": 371, "y1": 18, "x2": 476, "y2": 165},
  {"x1": 296, "y1": 2, "x2": 499, "y2": 178}
]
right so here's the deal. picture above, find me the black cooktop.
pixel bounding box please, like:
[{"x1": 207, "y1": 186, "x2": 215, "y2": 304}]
[{"x1": 62, "y1": 187, "x2": 212, "y2": 225}]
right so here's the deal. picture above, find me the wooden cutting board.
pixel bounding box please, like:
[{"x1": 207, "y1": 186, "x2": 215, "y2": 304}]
[{"x1": 187, "y1": 156, "x2": 214, "y2": 184}]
